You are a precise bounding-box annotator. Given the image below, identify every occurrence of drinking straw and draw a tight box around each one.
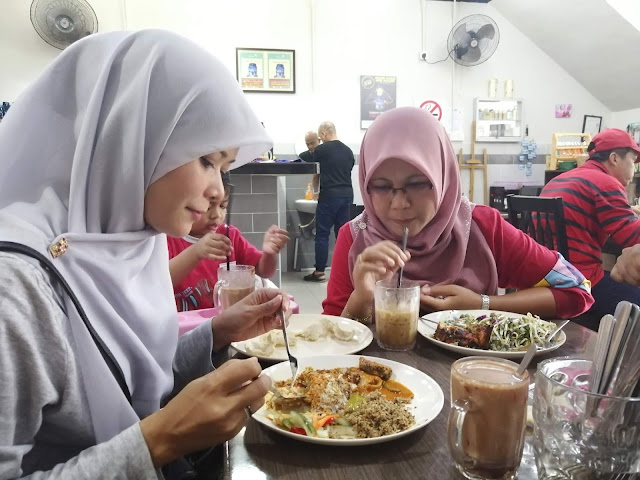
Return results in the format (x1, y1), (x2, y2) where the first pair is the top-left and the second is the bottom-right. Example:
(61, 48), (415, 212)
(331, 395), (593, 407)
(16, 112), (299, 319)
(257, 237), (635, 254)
(397, 227), (409, 288)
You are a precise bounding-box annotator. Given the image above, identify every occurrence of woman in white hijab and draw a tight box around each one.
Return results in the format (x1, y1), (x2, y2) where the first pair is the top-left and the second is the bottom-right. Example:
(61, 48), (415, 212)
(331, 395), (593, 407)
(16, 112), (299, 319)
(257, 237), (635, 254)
(0, 30), (284, 478)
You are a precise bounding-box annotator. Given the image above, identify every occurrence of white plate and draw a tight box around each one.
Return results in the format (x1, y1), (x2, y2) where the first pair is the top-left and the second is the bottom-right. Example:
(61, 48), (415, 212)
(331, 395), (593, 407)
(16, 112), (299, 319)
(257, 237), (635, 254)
(231, 314), (373, 362)
(418, 309), (567, 359)
(252, 355), (444, 445)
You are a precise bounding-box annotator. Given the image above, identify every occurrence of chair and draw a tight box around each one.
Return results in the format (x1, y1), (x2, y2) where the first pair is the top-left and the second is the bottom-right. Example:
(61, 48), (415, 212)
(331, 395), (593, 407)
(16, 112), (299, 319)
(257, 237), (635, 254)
(506, 195), (570, 261)
(519, 185), (543, 196)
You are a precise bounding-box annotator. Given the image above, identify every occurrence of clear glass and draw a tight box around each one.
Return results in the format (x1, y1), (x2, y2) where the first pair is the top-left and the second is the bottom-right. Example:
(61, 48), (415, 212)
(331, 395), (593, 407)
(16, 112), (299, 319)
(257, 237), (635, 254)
(213, 265), (255, 310)
(373, 277), (419, 351)
(533, 357), (640, 478)
(448, 357), (529, 480)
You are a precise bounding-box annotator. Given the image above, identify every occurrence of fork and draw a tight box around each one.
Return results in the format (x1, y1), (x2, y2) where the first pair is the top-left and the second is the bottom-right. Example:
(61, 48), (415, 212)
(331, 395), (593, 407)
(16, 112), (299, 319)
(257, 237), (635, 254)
(279, 307), (298, 387)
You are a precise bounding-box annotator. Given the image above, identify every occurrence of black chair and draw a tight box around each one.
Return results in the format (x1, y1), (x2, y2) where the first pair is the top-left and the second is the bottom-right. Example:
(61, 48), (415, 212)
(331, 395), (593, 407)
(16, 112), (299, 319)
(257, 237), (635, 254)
(519, 185), (543, 196)
(506, 195), (570, 261)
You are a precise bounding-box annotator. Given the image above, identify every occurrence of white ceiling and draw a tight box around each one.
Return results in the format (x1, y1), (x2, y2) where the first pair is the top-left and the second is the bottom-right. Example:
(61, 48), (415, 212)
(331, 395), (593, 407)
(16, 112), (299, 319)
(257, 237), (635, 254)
(492, 0), (640, 112)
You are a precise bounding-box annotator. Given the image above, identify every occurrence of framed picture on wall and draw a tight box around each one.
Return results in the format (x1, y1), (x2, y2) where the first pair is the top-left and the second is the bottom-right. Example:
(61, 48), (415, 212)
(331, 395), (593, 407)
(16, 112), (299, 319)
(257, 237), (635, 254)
(628, 122), (640, 146)
(236, 48), (295, 93)
(582, 115), (602, 137)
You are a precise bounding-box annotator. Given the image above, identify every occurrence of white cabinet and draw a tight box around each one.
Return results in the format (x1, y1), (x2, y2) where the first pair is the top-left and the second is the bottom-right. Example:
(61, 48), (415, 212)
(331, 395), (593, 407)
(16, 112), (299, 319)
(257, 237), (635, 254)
(474, 98), (523, 143)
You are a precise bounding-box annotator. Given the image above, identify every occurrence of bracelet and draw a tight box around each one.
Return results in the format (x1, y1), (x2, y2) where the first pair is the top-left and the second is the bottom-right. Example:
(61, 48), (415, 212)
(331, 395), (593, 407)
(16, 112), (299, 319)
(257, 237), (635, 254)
(344, 307), (372, 324)
(480, 294), (490, 310)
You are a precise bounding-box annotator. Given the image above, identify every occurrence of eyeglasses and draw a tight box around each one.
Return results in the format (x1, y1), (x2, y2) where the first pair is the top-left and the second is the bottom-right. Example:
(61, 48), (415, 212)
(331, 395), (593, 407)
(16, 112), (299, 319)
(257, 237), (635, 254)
(367, 181), (433, 199)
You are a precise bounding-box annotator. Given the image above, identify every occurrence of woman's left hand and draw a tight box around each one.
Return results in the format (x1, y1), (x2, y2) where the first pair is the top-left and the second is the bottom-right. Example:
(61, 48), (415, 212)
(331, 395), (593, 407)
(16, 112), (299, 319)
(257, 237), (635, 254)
(420, 284), (482, 312)
(211, 288), (290, 350)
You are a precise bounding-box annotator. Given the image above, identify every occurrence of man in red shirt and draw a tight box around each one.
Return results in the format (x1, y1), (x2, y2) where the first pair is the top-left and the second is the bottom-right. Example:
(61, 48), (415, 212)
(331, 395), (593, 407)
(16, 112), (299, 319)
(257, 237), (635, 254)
(540, 128), (640, 325)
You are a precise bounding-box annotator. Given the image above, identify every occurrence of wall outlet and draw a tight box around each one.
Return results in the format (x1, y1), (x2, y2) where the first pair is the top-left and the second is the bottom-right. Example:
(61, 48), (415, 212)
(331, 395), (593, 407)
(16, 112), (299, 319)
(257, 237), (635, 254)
(419, 52), (428, 61)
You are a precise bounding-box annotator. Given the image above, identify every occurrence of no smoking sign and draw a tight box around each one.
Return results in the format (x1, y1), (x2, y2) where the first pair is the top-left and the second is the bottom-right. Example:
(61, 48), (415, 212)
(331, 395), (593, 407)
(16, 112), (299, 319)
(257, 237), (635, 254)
(419, 100), (442, 121)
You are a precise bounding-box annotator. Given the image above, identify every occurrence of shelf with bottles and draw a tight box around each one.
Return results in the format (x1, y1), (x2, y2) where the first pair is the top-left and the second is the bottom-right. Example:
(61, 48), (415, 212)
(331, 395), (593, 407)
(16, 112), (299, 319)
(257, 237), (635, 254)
(546, 132), (592, 170)
(474, 98), (523, 142)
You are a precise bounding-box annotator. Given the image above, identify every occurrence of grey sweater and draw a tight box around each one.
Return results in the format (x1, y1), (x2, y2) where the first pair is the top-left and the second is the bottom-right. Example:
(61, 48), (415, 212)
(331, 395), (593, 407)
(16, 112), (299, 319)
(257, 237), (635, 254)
(0, 252), (217, 479)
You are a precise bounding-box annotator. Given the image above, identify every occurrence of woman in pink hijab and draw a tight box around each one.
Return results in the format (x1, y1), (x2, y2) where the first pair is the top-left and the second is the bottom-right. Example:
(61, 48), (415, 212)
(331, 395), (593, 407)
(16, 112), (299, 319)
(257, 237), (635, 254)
(323, 107), (592, 322)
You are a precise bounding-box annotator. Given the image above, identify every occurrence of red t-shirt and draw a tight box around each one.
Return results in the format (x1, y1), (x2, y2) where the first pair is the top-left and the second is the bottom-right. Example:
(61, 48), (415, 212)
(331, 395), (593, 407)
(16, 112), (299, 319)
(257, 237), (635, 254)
(323, 205), (592, 319)
(540, 160), (640, 286)
(167, 225), (263, 312)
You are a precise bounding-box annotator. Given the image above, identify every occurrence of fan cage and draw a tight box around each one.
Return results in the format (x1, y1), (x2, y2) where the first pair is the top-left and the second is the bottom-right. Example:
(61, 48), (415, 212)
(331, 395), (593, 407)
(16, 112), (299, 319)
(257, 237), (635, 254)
(447, 14), (500, 66)
(30, 0), (98, 50)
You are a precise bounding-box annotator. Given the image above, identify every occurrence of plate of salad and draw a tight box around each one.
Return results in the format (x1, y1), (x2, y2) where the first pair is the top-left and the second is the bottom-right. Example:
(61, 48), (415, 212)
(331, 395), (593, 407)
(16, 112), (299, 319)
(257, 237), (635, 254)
(418, 310), (567, 359)
(252, 355), (444, 445)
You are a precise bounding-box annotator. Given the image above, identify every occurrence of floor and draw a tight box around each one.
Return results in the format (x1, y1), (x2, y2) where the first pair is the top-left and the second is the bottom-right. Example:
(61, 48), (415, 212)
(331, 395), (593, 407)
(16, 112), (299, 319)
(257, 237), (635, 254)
(282, 270), (329, 314)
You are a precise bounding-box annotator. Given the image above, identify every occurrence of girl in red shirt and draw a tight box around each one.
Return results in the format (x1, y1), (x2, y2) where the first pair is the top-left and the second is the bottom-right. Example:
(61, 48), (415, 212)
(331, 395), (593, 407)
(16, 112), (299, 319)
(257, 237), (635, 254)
(323, 107), (592, 322)
(169, 177), (289, 311)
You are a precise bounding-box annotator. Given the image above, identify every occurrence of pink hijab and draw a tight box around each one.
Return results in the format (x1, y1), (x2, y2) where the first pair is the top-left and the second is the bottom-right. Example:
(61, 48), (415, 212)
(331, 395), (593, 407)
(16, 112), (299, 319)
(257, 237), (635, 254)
(348, 107), (498, 294)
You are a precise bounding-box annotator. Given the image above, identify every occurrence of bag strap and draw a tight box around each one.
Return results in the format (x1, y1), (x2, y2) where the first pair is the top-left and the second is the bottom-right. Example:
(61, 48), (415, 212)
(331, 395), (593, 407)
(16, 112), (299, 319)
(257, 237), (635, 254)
(0, 241), (133, 405)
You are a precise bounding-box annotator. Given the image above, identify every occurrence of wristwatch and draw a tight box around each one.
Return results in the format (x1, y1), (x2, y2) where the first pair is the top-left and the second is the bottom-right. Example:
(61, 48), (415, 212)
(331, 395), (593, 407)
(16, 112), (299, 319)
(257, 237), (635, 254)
(481, 294), (490, 310)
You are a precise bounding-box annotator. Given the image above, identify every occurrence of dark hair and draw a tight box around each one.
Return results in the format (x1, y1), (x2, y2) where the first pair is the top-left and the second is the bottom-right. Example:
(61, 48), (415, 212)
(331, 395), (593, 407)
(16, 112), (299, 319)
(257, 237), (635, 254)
(221, 171), (233, 199)
(589, 147), (633, 162)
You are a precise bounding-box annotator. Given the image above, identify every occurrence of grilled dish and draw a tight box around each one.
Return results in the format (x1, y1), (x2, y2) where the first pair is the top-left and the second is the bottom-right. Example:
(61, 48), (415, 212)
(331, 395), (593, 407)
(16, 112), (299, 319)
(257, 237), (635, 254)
(432, 312), (557, 352)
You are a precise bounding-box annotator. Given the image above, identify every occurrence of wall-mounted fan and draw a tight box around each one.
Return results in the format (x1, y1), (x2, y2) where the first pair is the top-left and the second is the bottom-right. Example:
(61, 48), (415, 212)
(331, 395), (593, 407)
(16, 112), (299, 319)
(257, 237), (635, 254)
(447, 14), (499, 66)
(30, 0), (98, 50)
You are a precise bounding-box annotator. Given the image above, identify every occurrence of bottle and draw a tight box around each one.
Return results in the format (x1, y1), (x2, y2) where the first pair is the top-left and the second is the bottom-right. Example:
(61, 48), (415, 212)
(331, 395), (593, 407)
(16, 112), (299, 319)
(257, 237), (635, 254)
(305, 183), (313, 200)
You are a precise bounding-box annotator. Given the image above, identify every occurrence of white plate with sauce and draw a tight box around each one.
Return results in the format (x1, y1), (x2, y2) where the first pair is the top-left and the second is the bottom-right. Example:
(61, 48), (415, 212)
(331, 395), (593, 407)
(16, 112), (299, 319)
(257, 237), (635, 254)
(418, 309), (566, 359)
(231, 314), (374, 362)
(252, 355), (444, 445)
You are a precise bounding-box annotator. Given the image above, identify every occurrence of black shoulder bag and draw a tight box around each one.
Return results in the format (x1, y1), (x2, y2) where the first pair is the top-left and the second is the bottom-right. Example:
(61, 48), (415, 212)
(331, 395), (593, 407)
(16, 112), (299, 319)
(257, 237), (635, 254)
(0, 241), (132, 403)
(0, 241), (222, 480)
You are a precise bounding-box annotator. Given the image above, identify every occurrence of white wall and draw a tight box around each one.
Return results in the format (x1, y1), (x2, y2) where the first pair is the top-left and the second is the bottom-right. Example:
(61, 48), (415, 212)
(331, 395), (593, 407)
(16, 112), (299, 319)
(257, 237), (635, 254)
(0, 0), (124, 100)
(0, 0), (618, 202)
(610, 108), (640, 130)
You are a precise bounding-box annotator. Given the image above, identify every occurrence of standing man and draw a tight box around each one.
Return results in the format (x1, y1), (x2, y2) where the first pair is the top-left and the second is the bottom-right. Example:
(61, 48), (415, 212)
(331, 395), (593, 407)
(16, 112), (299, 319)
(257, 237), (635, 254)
(540, 128), (640, 326)
(301, 122), (354, 282)
(299, 131), (321, 199)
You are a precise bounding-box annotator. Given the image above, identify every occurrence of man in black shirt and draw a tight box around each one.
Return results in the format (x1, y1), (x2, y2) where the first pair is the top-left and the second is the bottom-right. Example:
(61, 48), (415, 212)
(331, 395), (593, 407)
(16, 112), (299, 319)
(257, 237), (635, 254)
(301, 121), (354, 282)
(298, 131), (320, 164)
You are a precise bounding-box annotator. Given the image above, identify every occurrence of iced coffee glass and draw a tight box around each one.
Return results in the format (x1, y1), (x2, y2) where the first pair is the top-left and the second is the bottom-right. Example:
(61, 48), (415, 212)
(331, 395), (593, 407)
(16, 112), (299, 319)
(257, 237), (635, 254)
(213, 265), (255, 310)
(374, 278), (419, 351)
(448, 356), (529, 480)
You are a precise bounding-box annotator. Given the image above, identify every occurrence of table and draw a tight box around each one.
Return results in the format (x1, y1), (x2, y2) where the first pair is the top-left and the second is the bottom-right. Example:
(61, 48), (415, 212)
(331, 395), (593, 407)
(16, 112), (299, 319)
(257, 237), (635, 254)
(224, 322), (597, 480)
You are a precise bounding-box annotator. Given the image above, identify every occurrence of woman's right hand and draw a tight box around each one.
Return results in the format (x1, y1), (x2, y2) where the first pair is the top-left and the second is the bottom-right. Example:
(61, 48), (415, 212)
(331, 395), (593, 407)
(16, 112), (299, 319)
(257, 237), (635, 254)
(192, 232), (232, 261)
(352, 240), (410, 298)
(139, 357), (270, 467)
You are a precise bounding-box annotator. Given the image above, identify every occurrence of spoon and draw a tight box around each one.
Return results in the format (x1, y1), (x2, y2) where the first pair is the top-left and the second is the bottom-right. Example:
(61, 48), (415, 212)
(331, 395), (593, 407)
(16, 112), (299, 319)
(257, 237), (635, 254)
(516, 320), (570, 376)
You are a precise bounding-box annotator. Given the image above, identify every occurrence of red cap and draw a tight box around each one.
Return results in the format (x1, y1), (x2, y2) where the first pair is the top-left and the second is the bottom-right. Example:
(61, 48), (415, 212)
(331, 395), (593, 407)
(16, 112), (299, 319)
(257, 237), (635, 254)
(588, 128), (640, 161)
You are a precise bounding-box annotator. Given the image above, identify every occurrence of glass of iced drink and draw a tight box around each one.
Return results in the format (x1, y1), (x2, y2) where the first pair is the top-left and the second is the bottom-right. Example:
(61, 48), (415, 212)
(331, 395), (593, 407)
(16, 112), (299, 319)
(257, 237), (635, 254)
(373, 278), (420, 351)
(213, 265), (255, 310)
(448, 356), (529, 480)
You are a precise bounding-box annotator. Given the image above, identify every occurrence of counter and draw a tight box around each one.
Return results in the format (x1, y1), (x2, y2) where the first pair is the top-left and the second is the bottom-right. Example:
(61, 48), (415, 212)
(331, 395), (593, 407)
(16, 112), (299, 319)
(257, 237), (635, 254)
(232, 162), (318, 175)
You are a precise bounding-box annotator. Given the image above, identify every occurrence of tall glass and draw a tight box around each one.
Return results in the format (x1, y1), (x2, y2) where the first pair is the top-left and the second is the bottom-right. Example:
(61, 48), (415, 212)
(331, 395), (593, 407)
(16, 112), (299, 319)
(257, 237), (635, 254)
(533, 357), (640, 478)
(213, 265), (255, 310)
(448, 357), (529, 480)
(373, 278), (419, 351)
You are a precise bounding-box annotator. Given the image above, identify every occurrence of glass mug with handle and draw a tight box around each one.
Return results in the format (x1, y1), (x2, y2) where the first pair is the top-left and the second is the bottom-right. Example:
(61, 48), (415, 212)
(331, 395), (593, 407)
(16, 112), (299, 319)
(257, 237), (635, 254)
(213, 265), (255, 310)
(448, 356), (530, 480)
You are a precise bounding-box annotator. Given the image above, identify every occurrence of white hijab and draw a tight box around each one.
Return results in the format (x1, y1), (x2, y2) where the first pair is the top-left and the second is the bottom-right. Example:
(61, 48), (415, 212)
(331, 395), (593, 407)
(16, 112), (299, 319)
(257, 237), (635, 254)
(0, 29), (271, 442)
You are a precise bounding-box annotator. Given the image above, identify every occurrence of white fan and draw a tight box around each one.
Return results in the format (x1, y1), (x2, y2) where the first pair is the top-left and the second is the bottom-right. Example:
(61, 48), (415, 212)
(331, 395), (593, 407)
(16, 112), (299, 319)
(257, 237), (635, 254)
(30, 0), (98, 50)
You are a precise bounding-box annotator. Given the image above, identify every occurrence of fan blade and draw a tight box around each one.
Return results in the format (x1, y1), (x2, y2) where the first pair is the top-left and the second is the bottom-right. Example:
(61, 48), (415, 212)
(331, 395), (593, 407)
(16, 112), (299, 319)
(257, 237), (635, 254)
(476, 23), (495, 41)
(455, 44), (469, 59)
(462, 46), (482, 64)
(452, 22), (469, 44)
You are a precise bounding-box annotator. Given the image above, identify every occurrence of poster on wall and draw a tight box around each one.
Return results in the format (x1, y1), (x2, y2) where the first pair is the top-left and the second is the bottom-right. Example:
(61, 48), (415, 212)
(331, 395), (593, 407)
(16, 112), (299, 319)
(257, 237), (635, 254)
(555, 104), (572, 118)
(628, 122), (640, 146)
(236, 48), (295, 93)
(360, 75), (396, 129)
